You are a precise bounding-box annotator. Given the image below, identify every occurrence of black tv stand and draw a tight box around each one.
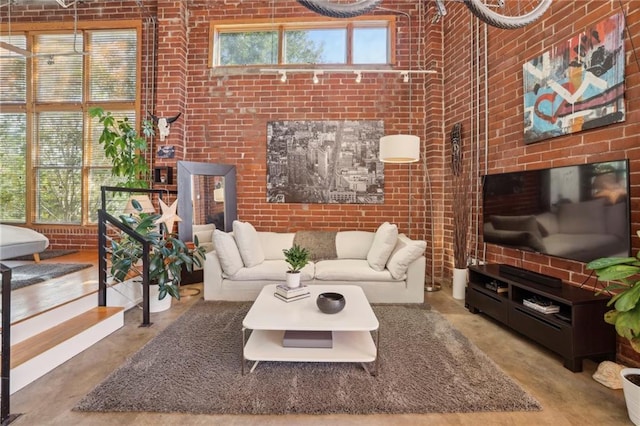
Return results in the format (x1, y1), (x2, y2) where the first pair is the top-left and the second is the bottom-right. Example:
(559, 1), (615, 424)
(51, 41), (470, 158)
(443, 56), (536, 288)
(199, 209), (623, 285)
(466, 264), (615, 372)
(498, 264), (562, 288)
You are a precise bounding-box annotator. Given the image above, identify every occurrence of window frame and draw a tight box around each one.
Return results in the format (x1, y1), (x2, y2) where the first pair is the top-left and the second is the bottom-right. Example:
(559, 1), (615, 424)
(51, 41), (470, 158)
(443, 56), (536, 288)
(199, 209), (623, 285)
(0, 20), (142, 227)
(209, 16), (396, 68)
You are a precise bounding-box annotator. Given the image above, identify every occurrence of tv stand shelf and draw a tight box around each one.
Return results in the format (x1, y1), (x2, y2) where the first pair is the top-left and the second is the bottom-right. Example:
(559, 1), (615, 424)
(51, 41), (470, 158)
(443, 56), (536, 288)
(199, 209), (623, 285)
(466, 264), (615, 372)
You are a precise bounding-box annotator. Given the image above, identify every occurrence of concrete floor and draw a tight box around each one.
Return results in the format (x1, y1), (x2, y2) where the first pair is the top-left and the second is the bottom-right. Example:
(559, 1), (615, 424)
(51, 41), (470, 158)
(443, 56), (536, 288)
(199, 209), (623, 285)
(8, 284), (630, 425)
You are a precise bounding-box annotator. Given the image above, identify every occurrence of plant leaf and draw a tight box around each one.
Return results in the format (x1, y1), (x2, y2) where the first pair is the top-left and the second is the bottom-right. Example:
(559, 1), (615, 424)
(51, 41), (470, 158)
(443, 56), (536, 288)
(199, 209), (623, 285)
(614, 284), (640, 312)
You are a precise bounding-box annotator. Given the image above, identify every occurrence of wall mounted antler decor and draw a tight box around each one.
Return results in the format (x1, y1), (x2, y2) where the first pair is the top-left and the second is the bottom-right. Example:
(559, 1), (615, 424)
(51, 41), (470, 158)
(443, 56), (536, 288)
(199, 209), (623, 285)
(149, 112), (181, 142)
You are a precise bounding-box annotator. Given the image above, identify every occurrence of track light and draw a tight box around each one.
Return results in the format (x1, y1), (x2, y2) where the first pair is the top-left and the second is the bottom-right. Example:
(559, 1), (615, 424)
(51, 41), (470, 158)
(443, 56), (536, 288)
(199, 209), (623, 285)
(260, 68), (436, 84)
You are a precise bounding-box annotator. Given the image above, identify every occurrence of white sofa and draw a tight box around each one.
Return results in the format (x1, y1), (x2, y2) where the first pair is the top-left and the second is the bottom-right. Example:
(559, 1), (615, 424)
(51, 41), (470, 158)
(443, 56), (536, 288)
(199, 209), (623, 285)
(0, 224), (49, 262)
(203, 221), (426, 303)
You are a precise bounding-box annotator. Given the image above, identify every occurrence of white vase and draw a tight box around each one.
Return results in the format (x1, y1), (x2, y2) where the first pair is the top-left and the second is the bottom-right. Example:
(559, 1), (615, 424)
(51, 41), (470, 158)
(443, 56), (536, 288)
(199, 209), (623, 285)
(622, 368), (640, 425)
(452, 267), (467, 300)
(286, 271), (301, 288)
(149, 285), (172, 313)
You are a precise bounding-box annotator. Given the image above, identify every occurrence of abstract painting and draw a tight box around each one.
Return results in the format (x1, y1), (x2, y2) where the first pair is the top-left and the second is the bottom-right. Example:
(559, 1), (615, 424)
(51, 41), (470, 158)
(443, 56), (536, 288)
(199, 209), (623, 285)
(266, 120), (384, 204)
(523, 13), (625, 144)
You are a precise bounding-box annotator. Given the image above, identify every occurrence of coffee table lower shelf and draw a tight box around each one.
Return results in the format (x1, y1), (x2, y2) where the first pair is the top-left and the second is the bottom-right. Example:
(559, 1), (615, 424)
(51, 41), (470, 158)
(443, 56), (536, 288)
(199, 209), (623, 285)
(242, 329), (378, 375)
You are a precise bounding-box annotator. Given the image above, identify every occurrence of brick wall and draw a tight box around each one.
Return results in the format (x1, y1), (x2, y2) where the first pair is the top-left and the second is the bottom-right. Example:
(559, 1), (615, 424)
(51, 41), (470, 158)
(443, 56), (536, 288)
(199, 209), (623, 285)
(442, 1), (640, 365)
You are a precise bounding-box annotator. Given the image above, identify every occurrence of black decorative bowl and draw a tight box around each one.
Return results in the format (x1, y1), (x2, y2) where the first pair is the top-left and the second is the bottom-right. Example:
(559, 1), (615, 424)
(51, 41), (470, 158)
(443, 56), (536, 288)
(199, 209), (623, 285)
(316, 292), (346, 314)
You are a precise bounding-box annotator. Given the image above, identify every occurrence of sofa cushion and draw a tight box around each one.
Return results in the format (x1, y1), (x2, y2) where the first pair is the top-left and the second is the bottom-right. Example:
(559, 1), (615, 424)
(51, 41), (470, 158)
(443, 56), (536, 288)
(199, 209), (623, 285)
(213, 230), (244, 276)
(557, 199), (606, 234)
(258, 232), (295, 260)
(386, 236), (427, 279)
(605, 201), (628, 240)
(293, 230), (337, 261)
(336, 231), (374, 259)
(367, 222), (398, 271)
(230, 260), (314, 281)
(535, 212), (559, 236)
(192, 224), (215, 252)
(490, 215), (543, 240)
(484, 225), (546, 253)
(315, 259), (396, 281)
(233, 221), (265, 267)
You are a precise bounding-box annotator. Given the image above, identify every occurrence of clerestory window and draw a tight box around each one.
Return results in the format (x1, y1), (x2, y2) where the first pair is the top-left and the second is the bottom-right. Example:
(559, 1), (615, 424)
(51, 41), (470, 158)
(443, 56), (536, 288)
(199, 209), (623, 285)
(0, 23), (140, 225)
(210, 18), (394, 67)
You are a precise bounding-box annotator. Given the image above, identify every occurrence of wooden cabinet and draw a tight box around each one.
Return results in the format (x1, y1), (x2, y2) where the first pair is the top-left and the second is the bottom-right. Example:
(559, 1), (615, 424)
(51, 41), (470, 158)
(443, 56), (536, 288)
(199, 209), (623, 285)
(466, 264), (616, 372)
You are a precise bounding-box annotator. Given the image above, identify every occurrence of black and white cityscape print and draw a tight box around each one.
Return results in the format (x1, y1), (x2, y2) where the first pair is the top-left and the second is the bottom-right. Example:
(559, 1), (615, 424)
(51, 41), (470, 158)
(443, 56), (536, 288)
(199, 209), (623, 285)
(267, 120), (385, 204)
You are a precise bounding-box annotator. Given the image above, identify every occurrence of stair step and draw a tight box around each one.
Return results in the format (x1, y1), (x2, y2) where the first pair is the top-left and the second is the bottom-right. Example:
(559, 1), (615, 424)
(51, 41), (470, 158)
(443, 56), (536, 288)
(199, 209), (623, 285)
(6, 306), (124, 369)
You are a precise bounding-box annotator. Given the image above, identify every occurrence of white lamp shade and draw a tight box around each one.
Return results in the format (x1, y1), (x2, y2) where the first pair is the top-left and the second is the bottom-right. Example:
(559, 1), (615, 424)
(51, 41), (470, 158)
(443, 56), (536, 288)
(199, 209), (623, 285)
(123, 195), (156, 214)
(379, 135), (420, 163)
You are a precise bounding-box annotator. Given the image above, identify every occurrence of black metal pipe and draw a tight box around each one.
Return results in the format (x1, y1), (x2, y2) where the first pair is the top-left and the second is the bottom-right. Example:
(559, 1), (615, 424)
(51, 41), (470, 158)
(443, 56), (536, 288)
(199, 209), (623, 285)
(1, 263), (20, 424)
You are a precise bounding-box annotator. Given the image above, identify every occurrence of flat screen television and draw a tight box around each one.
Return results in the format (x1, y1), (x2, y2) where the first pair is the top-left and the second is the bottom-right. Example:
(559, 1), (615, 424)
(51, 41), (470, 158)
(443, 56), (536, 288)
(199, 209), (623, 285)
(482, 160), (631, 263)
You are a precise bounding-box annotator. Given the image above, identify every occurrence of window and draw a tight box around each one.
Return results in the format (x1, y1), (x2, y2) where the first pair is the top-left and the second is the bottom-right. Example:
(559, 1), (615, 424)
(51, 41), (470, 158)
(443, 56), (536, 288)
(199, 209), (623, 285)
(211, 18), (394, 67)
(0, 24), (139, 225)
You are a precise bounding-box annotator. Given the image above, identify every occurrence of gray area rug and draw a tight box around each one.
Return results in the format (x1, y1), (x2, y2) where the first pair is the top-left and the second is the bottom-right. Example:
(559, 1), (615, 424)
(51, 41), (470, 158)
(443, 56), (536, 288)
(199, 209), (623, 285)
(75, 301), (541, 415)
(9, 249), (78, 261)
(6, 263), (92, 291)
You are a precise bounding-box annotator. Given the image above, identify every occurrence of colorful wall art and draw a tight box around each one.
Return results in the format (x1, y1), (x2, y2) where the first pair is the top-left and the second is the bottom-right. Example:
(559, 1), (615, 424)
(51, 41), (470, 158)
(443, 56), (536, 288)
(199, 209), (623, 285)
(523, 13), (625, 144)
(266, 120), (384, 204)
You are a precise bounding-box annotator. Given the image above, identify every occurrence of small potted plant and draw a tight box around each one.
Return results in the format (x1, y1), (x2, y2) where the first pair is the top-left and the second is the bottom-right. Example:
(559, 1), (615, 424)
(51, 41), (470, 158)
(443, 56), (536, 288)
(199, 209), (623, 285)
(587, 238), (640, 425)
(110, 199), (207, 312)
(282, 244), (310, 288)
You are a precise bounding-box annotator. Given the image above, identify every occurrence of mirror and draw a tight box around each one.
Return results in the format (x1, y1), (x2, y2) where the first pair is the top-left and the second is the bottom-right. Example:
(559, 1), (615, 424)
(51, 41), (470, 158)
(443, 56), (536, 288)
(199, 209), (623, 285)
(177, 161), (237, 242)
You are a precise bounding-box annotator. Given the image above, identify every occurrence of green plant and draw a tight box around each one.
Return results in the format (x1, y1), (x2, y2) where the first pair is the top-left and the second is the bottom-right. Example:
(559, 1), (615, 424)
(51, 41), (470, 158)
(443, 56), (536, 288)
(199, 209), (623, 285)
(89, 107), (154, 189)
(587, 235), (640, 352)
(110, 199), (207, 300)
(283, 244), (310, 273)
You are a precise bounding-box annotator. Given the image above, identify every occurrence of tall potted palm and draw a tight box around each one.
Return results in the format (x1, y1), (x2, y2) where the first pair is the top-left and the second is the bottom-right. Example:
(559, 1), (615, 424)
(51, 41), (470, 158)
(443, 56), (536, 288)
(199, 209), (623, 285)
(89, 107), (154, 189)
(588, 239), (640, 425)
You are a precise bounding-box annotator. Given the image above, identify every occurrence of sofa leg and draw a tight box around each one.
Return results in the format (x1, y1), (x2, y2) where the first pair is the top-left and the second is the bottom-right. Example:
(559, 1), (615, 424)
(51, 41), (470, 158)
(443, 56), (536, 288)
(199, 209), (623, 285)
(33, 253), (41, 263)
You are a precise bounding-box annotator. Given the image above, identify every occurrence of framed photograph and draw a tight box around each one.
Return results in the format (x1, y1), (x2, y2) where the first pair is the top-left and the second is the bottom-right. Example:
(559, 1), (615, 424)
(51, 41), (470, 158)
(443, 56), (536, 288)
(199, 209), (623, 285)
(157, 145), (175, 159)
(267, 120), (384, 204)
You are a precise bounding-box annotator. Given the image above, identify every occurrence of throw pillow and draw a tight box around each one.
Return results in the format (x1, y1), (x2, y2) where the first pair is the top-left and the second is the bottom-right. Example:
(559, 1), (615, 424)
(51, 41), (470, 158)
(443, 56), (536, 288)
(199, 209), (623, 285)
(293, 231), (338, 261)
(366, 222), (399, 271)
(192, 223), (215, 245)
(386, 237), (426, 279)
(232, 220), (265, 267)
(212, 230), (244, 276)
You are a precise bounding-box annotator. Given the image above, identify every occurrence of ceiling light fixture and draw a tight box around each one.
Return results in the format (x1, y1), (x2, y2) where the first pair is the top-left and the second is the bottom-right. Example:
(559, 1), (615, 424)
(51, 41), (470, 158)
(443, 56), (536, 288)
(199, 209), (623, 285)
(260, 68), (435, 83)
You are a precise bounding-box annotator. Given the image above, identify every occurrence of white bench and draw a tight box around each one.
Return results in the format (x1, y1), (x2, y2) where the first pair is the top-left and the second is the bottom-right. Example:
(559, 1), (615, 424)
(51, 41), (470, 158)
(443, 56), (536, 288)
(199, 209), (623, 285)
(0, 225), (49, 263)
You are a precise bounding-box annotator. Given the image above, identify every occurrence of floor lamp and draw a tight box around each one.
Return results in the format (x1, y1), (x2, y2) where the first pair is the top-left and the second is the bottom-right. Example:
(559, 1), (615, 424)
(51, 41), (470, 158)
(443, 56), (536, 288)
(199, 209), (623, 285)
(379, 134), (439, 292)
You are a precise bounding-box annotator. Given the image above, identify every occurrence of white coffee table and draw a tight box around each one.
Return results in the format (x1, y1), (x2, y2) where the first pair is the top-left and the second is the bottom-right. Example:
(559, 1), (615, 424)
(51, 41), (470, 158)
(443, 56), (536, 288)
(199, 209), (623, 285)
(242, 284), (379, 375)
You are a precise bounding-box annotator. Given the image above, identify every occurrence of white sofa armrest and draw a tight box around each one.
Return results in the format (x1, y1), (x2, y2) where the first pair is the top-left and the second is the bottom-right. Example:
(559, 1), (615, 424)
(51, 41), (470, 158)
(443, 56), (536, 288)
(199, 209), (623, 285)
(203, 250), (224, 300)
(397, 234), (426, 303)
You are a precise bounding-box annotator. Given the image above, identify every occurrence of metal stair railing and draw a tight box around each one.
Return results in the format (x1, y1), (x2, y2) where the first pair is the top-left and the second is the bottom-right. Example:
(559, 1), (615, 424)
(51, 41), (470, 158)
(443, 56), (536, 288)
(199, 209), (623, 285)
(98, 186), (170, 327)
(97, 209), (153, 327)
(1, 262), (21, 424)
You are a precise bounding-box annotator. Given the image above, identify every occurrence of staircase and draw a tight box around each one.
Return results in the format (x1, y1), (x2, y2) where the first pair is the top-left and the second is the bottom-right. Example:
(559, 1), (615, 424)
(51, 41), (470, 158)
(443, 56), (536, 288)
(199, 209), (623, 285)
(2, 280), (141, 394)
